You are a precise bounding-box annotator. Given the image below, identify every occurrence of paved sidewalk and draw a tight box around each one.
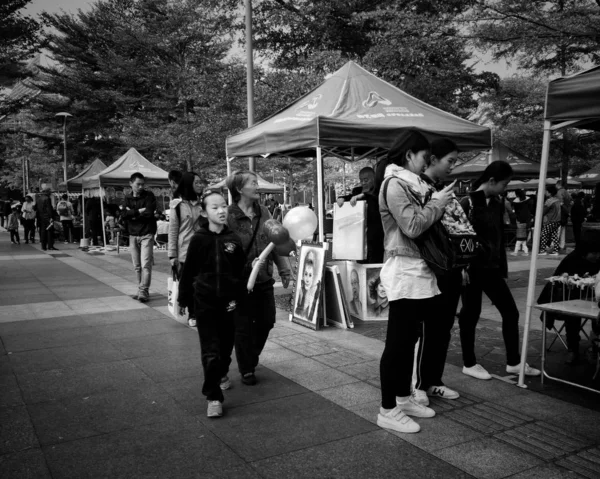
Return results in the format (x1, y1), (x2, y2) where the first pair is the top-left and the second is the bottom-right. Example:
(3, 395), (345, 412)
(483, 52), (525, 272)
(2, 233), (600, 478)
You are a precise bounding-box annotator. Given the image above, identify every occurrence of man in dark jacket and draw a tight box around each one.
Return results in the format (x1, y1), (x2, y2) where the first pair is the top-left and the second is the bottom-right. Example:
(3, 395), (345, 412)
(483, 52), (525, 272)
(121, 172), (157, 302)
(36, 184), (57, 251)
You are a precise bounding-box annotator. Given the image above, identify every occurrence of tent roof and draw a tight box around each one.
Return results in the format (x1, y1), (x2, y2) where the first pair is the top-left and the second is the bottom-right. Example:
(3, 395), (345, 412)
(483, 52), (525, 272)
(574, 162), (600, 186)
(209, 174), (283, 193)
(449, 140), (559, 180)
(83, 148), (169, 188)
(545, 65), (600, 130)
(226, 61), (491, 160)
(506, 177), (581, 191)
(67, 159), (108, 187)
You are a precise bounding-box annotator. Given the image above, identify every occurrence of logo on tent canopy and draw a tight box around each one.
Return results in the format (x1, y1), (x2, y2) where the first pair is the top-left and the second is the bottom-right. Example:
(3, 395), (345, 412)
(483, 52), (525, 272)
(124, 160), (153, 173)
(295, 94), (322, 111)
(363, 92), (392, 108)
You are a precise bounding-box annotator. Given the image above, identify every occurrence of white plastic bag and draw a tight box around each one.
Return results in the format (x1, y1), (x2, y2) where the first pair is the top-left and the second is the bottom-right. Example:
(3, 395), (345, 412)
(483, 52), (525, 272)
(168, 269), (188, 324)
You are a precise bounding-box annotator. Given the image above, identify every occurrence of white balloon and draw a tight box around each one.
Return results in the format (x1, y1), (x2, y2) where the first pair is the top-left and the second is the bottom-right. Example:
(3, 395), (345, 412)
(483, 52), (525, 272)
(282, 207), (318, 241)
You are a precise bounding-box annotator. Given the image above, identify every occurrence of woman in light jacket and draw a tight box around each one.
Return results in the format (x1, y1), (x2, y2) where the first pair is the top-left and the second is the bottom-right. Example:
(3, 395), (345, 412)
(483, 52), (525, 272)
(377, 129), (454, 435)
(168, 172), (204, 327)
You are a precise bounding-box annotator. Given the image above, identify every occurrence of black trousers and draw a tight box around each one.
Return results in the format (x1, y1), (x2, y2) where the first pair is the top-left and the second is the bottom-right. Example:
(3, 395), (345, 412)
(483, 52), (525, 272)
(415, 270), (463, 391)
(572, 222), (583, 248)
(10, 230), (20, 243)
(39, 221), (55, 250)
(196, 300), (235, 402)
(61, 220), (74, 242)
(90, 220), (102, 245)
(459, 268), (520, 368)
(380, 297), (436, 409)
(235, 281), (276, 376)
(23, 219), (35, 242)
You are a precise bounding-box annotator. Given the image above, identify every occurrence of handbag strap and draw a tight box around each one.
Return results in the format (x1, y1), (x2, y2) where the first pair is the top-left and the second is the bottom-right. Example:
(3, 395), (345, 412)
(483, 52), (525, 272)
(244, 204), (262, 256)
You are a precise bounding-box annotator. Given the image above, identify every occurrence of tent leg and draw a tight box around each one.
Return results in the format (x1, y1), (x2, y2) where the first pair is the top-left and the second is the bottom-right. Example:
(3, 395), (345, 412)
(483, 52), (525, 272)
(226, 158), (233, 204)
(99, 186), (108, 248)
(81, 188), (86, 243)
(518, 120), (552, 388)
(316, 147), (325, 242)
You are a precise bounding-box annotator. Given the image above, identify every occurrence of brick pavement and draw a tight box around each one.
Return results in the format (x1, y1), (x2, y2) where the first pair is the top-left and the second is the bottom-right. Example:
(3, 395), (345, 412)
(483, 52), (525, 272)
(1, 230), (600, 478)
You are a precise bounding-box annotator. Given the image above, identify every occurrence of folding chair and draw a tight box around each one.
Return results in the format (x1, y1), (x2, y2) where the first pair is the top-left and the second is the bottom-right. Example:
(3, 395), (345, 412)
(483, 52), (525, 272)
(547, 317), (591, 351)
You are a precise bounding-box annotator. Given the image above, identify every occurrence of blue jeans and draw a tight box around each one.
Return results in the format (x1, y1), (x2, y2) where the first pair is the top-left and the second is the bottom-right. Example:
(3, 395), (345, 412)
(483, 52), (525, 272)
(130, 234), (154, 294)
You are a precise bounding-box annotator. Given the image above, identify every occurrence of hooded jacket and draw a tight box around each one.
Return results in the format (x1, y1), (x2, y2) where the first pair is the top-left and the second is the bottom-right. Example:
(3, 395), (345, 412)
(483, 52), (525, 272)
(178, 225), (246, 312)
(168, 198), (203, 263)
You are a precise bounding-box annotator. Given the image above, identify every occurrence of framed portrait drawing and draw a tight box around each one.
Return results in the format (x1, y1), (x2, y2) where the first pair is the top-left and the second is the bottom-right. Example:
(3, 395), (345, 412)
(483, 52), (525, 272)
(291, 242), (326, 330)
(340, 262), (386, 321)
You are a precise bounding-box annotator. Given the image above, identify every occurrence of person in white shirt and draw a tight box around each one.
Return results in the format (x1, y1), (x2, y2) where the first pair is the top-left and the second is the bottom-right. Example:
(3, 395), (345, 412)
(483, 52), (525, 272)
(56, 194), (75, 243)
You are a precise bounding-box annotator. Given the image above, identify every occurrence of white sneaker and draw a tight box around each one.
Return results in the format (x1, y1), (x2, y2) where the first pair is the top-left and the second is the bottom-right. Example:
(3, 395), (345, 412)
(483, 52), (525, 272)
(427, 385), (460, 400)
(207, 400), (223, 418)
(510, 252), (519, 256)
(411, 389), (429, 406)
(397, 396), (436, 418)
(220, 376), (231, 390)
(506, 363), (541, 376)
(377, 407), (420, 434)
(462, 364), (492, 380)
(188, 318), (197, 327)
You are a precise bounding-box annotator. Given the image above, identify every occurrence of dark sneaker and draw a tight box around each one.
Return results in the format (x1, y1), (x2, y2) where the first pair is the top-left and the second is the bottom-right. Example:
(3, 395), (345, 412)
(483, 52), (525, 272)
(566, 351), (580, 366)
(241, 373), (257, 386)
(138, 292), (149, 303)
(220, 376), (231, 390)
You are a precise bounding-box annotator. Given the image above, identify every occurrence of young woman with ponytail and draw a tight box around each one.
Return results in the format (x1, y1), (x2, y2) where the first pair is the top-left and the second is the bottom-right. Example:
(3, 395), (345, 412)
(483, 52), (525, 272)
(458, 161), (541, 380)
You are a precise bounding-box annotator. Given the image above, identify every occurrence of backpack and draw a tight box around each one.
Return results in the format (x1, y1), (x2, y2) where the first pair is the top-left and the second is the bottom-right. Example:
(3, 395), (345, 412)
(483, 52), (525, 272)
(382, 177), (478, 275)
(57, 201), (69, 216)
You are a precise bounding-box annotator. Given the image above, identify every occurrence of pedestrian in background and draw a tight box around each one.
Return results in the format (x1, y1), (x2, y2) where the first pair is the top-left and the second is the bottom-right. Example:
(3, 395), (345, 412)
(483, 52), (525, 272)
(511, 189), (531, 256)
(122, 172), (157, 303)
(226, 170), (291, 387)
(539, 185), (561, 256)
(168, 172), (204, 327)
(36, 184), (57, 251)
(459, 161), (540, 381)
(556, 179), (571, 250)
(570, 192), (586, 248)
(57, 194), (75, 243)
(21, 195), (36, 244)
(178, 191), (247, 418)
(7, 203), (21, 244)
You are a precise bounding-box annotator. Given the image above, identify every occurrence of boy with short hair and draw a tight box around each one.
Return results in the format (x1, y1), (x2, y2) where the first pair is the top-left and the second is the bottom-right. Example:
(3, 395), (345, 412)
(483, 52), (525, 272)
(7, 203), (21, 244)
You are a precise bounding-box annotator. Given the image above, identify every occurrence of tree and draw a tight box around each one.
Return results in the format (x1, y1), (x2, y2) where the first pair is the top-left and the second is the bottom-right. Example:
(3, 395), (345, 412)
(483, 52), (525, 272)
(34, 0), (240, 172)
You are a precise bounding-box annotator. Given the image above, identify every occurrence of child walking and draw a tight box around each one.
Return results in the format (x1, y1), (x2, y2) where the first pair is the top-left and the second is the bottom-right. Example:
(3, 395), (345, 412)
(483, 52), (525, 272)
(178, 191), (247, 418)
(7, 203), (21, 244)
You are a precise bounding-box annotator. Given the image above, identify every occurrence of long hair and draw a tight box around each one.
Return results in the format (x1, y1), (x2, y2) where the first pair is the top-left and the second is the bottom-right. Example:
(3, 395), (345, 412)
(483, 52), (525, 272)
(174, 172), (201, 202)
(375, 129), (430, 191)
(472, 161), (513, 190)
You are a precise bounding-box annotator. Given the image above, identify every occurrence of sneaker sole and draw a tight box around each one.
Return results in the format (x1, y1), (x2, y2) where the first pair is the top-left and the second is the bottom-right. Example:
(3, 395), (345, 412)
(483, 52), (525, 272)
(462, 370), (492, 381)
(377, 415), (420, 434)
(220, 383), (231, 391)
(207, 412), (223, 418)
(399, 407), (436, 418)
(429, 392), (460, 400)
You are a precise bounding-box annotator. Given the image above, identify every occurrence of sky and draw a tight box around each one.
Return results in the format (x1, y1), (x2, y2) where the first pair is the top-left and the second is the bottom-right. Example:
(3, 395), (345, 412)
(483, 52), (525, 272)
(25, 0), (515, 77)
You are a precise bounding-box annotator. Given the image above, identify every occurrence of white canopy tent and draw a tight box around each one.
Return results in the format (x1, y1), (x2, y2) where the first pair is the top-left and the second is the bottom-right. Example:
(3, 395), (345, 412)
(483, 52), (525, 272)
(519, 65), (600, 387)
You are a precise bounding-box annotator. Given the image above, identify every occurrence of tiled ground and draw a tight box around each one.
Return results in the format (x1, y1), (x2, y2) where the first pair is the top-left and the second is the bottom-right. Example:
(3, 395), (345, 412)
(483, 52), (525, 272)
(1, 230), (600, 478)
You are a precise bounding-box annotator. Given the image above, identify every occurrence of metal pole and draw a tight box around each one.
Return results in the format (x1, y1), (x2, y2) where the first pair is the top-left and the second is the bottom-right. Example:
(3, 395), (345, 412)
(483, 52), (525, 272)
(63, 116), (68, 189)
(226, 158), (233, 204)
(245, 0), (255, 172)
(99, 185), (108, 247)
(517, 120), (552, 388)
(316, 147), (325, 242)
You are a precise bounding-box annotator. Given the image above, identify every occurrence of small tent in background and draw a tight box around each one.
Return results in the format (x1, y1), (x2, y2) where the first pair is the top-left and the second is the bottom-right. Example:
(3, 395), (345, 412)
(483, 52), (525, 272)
(66, 159), (108, 188)
(574, 162), (600, 187)
(506, 177), (581, 191)
(209, 174), (283, 194)
(449, 140), (560, 180)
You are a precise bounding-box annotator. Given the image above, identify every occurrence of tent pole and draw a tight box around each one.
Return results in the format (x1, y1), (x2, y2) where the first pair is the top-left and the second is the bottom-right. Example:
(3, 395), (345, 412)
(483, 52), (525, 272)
(99, 184), (108, 248)
(316, 147), (325, 242)
(226, 158), (233, 204)
(517, 120), (552, 388)
(82, 187), (86, 244)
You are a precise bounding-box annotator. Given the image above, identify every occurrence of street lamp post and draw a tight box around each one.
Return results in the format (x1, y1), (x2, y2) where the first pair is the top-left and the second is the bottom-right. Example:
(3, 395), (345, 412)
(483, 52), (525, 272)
(55, 112), (73, 190)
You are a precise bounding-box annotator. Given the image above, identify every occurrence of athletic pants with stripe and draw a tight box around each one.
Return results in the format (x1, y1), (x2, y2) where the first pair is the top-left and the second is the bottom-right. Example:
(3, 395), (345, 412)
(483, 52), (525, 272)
(414, 269), (463, 391)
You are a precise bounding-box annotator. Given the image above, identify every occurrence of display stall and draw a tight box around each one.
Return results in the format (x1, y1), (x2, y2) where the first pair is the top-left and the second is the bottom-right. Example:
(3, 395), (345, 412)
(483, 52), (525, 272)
(209, 173), (283, 197)
(226, 60), (492, 327)
(520, 65), (600, 387)
(449, 140), (560, 181)
(82, 147), (170, 247)
(575, 163), (600, 188)
(505, 177), (581, 191)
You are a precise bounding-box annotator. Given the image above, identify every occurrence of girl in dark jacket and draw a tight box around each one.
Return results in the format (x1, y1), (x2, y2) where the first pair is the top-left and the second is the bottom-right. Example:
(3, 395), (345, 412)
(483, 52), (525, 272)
(178, 191), (247, 418)
(459, 161), (541, 381)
